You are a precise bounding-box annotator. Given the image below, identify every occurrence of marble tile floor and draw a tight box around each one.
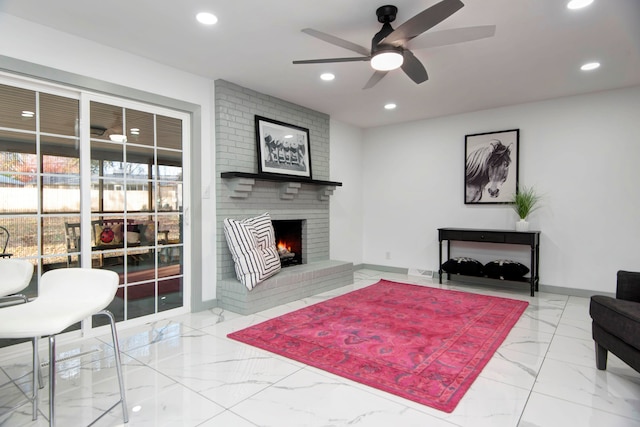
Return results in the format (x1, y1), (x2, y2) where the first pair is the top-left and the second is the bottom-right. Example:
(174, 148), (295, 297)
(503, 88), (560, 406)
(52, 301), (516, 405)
(0, 269), (639, 426)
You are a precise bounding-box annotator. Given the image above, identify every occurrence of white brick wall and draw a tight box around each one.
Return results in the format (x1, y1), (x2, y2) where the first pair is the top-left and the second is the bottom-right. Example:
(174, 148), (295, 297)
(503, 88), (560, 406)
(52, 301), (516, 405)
(215, 80), (332, 282)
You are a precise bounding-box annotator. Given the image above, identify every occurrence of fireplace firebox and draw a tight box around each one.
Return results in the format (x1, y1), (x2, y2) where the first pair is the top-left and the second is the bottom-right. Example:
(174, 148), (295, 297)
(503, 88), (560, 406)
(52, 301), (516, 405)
(272, 220), (304, 267)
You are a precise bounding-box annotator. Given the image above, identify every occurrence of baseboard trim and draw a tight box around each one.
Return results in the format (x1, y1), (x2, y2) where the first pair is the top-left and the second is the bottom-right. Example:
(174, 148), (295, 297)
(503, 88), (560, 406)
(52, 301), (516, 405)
(192, 298), (219, 311)
(357, 264), (613, 298)
(359, 264), (408, 275)
(537, 284), (614, 299)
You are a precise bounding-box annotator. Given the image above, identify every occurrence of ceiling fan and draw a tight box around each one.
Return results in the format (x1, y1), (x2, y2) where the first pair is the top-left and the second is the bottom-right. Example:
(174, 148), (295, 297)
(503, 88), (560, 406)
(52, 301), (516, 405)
(292, 0), (495, 89)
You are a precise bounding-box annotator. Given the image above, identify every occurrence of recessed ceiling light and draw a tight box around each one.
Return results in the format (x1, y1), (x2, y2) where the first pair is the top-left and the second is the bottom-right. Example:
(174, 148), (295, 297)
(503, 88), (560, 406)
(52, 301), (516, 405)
(130, 128), (140, 135)
(196, 12), (218, 25)
(567, 0), (593, 10)
(580, 61), (600, 71)
(320, 73), (335, 81)
(21, 110), (35, 118)
(384, 103), (397, 110)
(109, 134), (127, 143)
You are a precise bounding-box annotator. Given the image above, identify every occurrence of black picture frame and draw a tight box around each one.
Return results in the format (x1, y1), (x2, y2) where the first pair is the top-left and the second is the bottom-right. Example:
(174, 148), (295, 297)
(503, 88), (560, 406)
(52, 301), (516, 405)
(255, 116), (312, 178)
(464, 129), (519, 204)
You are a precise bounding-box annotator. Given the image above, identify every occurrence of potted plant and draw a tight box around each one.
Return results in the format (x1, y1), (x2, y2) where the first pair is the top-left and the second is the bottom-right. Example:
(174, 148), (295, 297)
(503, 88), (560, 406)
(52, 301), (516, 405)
(511, 186), (541, 231)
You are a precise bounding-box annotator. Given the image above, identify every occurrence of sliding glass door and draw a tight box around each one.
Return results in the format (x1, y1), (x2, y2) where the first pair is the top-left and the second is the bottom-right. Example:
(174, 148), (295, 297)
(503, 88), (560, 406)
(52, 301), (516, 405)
(88, 97), (188, 325)
(0, 80), (80, 301)
(0, 74), (190, 334)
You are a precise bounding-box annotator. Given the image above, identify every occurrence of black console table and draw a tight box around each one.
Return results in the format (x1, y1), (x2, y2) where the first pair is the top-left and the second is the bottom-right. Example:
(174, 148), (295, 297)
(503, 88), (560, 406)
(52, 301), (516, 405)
(438, 228), (540, 296)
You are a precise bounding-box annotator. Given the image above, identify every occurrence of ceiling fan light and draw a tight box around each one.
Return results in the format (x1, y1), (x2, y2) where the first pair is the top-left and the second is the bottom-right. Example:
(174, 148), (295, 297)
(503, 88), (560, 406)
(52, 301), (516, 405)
(371, 51), (404, 71)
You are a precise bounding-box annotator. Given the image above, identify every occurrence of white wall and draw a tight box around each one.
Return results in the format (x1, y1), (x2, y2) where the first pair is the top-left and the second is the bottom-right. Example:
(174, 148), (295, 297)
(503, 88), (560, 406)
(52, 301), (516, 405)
(0, 13), (218, 302)
(330, 119), (364, 265)
(361, 86), (640, 293)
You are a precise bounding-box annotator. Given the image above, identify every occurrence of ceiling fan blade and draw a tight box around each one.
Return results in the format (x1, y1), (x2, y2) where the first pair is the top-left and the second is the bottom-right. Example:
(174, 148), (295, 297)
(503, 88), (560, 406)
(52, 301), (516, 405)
(409, 25), (496, 50)
(362, 71), (388, 90)
(301, 28), (370, 57)
(384, 0), (464, 46)
(293, 56), (370, 65)
(401, 50), (429, 84)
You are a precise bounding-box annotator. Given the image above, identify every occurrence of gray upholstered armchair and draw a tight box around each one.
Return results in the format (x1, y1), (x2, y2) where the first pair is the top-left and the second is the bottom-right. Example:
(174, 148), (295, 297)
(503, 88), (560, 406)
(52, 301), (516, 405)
(589, 270), (640, 373)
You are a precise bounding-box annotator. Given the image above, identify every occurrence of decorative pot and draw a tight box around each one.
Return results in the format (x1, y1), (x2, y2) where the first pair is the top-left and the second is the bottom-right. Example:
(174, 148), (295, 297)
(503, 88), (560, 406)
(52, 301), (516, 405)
(515, 219), (529, 232)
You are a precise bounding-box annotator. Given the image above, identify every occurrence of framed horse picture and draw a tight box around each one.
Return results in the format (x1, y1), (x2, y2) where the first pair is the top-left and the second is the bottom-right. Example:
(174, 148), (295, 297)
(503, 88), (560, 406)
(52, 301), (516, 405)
(464, 129), (519, 204)
(255, 116), (312, 178)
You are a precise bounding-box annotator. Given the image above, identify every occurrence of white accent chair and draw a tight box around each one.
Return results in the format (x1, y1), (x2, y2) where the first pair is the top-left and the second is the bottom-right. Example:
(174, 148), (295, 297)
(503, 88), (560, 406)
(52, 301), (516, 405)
(0, 268), (128, 426)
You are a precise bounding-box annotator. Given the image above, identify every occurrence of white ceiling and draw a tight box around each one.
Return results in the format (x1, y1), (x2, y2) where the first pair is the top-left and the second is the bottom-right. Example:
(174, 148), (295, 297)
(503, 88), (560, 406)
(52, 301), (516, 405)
(1, 0), (639, 128)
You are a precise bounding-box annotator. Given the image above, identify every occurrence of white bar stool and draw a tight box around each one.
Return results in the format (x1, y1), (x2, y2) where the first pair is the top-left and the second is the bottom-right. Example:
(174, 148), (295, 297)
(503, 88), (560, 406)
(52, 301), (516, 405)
(0, 258), (33, 305)
(0, 258), (41, 417)
(0, 268), (128, 426)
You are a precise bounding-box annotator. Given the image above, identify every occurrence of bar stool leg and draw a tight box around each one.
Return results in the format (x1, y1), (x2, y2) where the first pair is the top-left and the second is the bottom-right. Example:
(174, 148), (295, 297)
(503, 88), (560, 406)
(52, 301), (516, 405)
(102, 309), (129, 423)
(31, 337), (44, 390)
(48, 335), (56, 427)
(31, 337), (38, 420)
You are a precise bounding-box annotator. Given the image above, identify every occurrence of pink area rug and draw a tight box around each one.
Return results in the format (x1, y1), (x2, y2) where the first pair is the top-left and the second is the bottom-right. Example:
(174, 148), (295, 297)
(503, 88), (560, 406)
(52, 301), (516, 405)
(227, 279), (528, 412)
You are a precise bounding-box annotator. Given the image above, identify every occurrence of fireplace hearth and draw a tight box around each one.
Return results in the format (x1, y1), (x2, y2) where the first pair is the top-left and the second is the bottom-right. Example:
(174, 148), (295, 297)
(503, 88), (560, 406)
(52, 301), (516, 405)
(272, 219), (303, 267)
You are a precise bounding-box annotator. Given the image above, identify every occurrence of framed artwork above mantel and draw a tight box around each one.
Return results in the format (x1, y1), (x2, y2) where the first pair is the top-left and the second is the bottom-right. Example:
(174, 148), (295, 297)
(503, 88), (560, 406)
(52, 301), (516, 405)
(255, 115), (312, 179)
(464, 129), (519, 204)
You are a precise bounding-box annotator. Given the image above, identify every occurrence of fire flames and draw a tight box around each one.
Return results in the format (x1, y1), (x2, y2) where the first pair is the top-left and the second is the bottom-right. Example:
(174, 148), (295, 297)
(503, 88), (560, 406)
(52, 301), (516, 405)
(277, 241), (292, 253)
(277, 241), (295, 260)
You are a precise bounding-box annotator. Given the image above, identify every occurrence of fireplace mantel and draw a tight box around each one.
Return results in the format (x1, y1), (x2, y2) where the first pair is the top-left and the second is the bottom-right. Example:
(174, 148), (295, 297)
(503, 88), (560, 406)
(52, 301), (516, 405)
(221, 172), (342, 200)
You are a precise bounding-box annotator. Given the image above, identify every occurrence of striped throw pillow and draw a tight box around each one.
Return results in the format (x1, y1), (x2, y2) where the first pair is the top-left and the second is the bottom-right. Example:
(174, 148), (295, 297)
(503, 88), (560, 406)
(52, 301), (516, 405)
(223, 213), (281, 290)
(242, 212), (276, 249)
